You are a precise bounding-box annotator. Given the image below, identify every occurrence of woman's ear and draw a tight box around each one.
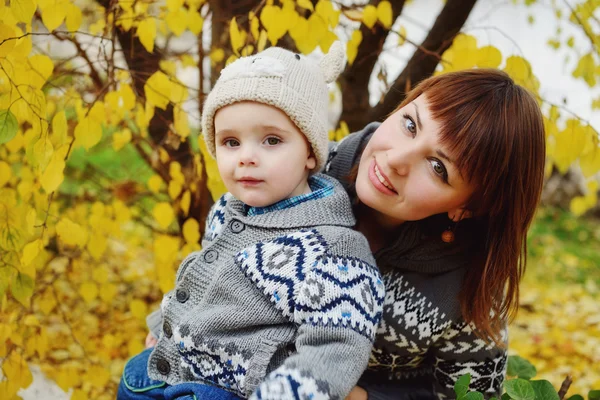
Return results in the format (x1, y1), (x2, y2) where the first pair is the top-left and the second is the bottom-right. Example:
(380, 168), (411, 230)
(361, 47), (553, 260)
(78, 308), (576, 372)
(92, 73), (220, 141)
(448, 208), (473, 222)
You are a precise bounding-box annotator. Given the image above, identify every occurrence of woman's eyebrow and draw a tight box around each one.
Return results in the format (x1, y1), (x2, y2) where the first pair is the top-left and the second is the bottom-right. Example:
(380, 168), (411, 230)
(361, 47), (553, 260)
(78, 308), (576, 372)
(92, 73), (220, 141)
(412, 102), (423, 130)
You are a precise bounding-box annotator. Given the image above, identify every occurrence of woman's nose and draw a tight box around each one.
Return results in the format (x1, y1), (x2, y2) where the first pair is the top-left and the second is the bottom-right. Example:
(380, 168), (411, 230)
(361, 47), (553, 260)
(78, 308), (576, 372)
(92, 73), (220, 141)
(387, 145), (412, 176)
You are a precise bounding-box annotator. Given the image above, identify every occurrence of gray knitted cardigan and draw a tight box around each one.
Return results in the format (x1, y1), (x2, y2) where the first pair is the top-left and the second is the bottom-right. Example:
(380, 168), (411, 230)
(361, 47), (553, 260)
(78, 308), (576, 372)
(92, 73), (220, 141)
(147, 174), (384, 399)
(325, 123), (507, 399)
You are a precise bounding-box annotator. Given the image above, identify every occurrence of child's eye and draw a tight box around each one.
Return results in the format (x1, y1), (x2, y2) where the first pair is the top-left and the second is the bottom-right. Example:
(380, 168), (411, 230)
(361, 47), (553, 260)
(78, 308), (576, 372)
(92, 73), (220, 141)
(264, 137), (281, 146)
(224, 139), (240, 147)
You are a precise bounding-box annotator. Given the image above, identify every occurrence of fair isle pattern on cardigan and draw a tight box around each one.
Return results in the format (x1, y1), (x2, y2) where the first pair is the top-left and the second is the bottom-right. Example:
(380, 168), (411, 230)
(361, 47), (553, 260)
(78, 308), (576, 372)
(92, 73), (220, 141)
(174, 326), (250, 393)
(236, 229), (385, 339)
(251, 364), (330, 400)
(204, 193), (230, 242)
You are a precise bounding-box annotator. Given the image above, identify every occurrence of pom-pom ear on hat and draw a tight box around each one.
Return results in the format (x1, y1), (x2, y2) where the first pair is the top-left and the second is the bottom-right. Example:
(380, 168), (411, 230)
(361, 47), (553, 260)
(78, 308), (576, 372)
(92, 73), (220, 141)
(320, 41), (346, 83)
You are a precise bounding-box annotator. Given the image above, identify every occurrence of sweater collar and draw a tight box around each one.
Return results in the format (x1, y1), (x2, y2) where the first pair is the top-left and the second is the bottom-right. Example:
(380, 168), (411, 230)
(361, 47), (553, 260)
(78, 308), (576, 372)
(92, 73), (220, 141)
(224, 173), (356, 230)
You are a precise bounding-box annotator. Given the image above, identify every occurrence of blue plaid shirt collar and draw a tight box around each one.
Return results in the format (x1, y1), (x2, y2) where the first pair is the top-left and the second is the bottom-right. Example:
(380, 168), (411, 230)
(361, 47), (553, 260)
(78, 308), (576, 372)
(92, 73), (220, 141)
(246, 175), (334, 216)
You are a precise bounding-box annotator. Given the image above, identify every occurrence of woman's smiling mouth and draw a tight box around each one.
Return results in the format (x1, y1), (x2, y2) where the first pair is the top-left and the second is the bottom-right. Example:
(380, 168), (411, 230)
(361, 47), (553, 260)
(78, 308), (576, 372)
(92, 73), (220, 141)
(369, 160), (397, 194)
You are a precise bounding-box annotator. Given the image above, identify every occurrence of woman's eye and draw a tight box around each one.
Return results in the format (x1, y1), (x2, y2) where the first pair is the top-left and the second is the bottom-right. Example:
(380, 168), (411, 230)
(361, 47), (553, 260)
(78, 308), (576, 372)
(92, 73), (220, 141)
(224, 139), (240, 147)
(265, 137), (281, 146)
(430, 159), (448, 182)
(403, 114), (416, 137)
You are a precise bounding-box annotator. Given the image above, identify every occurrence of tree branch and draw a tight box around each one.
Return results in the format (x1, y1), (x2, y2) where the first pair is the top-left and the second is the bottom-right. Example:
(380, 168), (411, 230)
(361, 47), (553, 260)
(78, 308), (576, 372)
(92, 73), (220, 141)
(339, 0), (407, 132)
(369, 0), (478, 124)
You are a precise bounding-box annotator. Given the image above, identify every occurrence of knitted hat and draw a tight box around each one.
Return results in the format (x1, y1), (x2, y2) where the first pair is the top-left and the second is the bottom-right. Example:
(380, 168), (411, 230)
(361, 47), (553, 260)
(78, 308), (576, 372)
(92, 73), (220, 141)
(201, 42), (345, 172)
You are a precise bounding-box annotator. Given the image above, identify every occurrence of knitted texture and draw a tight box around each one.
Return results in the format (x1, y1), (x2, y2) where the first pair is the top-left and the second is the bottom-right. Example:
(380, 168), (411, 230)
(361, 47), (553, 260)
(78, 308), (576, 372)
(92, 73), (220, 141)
(201, 42), (345, 172)
(147, 174), (384, 400)
(325, 125), (508, 399)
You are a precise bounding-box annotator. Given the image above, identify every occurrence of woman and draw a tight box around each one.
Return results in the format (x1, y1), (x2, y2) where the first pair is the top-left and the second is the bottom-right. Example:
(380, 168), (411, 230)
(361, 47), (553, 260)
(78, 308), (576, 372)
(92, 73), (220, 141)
(329, 69), (546, 399)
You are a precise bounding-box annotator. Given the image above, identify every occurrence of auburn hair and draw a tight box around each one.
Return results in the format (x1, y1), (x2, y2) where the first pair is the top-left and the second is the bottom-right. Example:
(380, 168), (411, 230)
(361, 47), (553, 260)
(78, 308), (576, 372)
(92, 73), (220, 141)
(391, 69), (546, 343)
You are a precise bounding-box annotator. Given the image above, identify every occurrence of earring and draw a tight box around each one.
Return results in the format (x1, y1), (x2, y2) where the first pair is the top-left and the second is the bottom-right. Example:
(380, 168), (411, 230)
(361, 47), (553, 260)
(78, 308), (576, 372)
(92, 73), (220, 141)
(441, 225), (455, 243)
(442, 215), (456, 243)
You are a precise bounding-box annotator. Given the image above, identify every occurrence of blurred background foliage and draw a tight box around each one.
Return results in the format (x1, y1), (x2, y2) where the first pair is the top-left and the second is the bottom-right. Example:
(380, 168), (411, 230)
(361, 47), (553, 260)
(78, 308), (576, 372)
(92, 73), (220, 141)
(0, 0), (599, 398)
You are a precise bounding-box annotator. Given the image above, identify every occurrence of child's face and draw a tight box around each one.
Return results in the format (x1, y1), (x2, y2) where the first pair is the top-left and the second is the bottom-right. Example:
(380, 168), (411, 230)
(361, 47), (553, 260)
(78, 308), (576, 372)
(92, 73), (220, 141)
(214, 102), (316, 208)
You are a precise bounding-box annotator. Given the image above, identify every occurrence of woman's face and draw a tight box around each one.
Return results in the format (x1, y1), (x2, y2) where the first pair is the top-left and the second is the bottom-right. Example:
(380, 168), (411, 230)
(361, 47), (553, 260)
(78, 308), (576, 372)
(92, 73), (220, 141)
(355, 94), (475, 227)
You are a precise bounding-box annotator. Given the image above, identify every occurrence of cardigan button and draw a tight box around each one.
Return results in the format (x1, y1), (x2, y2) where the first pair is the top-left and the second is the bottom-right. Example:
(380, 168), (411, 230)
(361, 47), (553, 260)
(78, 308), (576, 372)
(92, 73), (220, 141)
(163, 321), (172, 338)
(176, 288), (190, 303)
(229, 220), (245, 233)
(204, 249), (218, 263)
(156, 358), (170, 375)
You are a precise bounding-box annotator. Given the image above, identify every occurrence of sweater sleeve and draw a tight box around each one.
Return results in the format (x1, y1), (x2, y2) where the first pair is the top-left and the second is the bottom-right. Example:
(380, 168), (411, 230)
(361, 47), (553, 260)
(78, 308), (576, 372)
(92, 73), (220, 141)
(432, 319), (508, 399)
(237, 229), (385, 400)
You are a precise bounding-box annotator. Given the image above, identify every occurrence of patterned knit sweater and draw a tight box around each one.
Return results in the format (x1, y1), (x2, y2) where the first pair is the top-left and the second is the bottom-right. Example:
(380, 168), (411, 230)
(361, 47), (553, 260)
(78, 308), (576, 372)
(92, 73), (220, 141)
(146, 174), (384, 399)
(325, 123), (507, 399)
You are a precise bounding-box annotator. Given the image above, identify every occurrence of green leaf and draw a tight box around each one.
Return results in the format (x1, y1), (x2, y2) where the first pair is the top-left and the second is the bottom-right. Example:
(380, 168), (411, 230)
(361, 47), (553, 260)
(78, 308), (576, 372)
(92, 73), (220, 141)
(589, 390), (600, 400)
(566, 395), (584, 400)
(455, 373), (471, 398)
(531, 380), (559, 400)
(464, 392), (484, 400)
(501, 393), (512, 400)
(507, 355), (537, 379)
(505, 379), (536, 400)
(0, 109), (18, 145)
(11, 272), (34, 307)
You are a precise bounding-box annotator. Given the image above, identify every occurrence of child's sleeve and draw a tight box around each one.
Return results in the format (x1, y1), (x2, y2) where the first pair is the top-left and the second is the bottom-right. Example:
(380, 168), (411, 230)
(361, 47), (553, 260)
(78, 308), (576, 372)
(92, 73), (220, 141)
(238, 230), (385, 400)
(432, 320), (508, 399)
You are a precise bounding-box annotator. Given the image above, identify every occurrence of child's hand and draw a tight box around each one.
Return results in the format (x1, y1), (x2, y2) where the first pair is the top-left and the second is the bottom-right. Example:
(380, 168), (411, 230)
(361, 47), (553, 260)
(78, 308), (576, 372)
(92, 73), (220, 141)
(145, 332), (158, 348)
(345, 386), (367, 400)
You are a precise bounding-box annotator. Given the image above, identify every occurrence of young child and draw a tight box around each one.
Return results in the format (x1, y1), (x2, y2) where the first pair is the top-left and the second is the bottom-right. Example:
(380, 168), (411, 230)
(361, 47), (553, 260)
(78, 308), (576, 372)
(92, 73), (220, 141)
(118, 42), (384, 400)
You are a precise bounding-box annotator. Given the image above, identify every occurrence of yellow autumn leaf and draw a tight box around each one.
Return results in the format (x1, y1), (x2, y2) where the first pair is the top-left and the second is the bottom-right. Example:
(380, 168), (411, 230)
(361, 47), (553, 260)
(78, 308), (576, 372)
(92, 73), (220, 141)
(32, 136), (54, 170)
(477, 45), (502, 68)
(183, 218), (200, 244)
(112, 128), (132, 151)
(315, 0), (339, 28)
(153, 202), (175, 229)
(79, 281), (99, 303)
(130, 299), (147, 319)
(1, 351), (33, 389)
(347, 30), (363, 65)
(297, 0), (313, 11)
(74, 116), (102, 150)
(0, 24), (16, 58)
(56, 217), (88, 247)
(174, 106), (190, 138)
(148, 175), (163, 193)
(119, 83), (136, 111)
(41, 4), (67, 32)
(20, 239), (41, 267)
(180, 190), (191, 216)
(0, 161), (11, 187)
(167, 0), (184, 11)
(166, 8), (188, 36)
(229, 17), (247, 55)
(168, 180), (182, 199)
(188, 10), (204, 35)
(137, 17), (157, 53)
(320, 30), (338, 53)
(377, 0), (393, 29)
(572, 53), (596, 87)
(87, 231), (108, 260)
(40, 145), (68, 193)
(99, 282), (118, 303)
(51, 111), (67, 147)
(362, 4), (377, 29)
(260, 5), (287, 46)
(144, 71), (172, 110)
(10, 0), (37, 24)
(65, 4), (82, 31)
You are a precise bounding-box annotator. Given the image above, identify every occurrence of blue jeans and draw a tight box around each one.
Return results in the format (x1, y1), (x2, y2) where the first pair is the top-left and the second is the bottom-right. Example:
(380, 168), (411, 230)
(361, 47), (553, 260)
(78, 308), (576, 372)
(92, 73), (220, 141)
(117, 348), (244, 400)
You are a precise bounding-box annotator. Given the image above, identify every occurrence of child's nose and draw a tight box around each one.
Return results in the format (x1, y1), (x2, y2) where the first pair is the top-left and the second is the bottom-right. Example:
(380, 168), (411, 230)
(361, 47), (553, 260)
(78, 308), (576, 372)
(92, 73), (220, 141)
(238, 145), (258, 166)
